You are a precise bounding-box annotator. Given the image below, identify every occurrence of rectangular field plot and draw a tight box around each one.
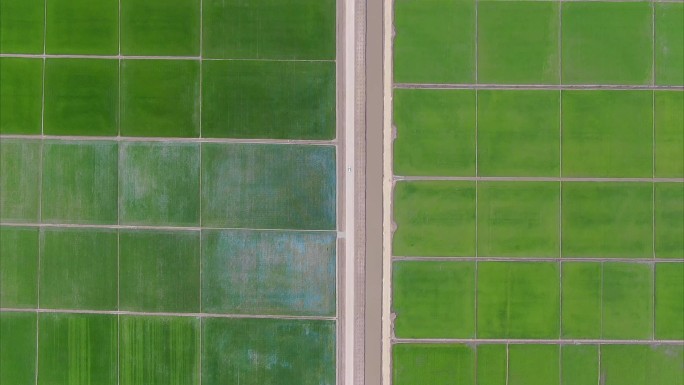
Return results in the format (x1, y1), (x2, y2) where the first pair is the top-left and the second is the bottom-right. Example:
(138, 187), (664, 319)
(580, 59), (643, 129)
(201, 229), (337, 316)
(393, 89), (476, 176)
(0, 312), (36, 385)
(393, 181), (476, 257)
(390, 0), (683, 382)
(201, 143), (336, 230)
(202, 318), (336, 385)
(119, 316), (200, 385)
(0, 0), (339, 379)
(392, 261), (476, 338)
(202, 60), (335, 140)
(393, 344), (683, 385)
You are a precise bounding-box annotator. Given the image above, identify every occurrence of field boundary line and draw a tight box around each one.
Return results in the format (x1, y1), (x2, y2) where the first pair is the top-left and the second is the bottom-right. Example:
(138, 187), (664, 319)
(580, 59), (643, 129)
(394, 176), (684, 183)
(0, 222), (338, 233)
(394, 83), (684, 91)
(392, 256), (683, 263)
(0, 53), (335, 62)
(0, 134), (338, 146)
(1, 308), (336, 321)
(392, 338), (684, 345)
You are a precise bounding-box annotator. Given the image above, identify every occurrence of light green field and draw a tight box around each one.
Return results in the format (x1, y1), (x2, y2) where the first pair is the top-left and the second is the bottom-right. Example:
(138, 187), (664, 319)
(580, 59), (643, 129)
(478, 1), (559, 84)
(562, 345), (599, 385)
(393, 181), (476, 256)
(561, 182), (653, 258)
(655, 183), (684, 258)
(393, 89), (476, 176)
(478, 90), (560, 176)
(561, 262), (602, 338)
(562, 91), (653, 178)
(655, 263), (684, 340)
(477, 262), (560, 339)
(602, 263), (653, 339)
(393, 261), (475, 338)
(392, 344), (683, 385)
(393, 0), (475, 83)
(561, 2), (653, 85)
(477, 182), (560, 257)
(393, 344), (475, 385)
(655, 3), (684, 86)
(655, 91), (684, 178)
(508, 345), (559, 385)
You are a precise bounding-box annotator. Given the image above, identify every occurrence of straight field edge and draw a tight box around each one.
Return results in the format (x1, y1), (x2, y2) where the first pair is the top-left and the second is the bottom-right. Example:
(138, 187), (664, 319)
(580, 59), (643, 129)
(381, 0), (394, 381)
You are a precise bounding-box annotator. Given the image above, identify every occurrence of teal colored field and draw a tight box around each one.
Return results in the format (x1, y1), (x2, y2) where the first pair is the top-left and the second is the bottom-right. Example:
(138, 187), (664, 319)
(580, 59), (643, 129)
(201, 143), (336, 230)
(202, 229), (337, 316)
(119, 142), (201, 226)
